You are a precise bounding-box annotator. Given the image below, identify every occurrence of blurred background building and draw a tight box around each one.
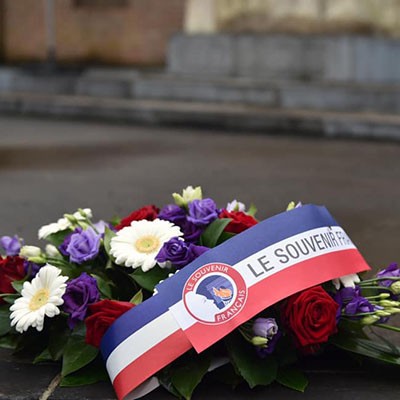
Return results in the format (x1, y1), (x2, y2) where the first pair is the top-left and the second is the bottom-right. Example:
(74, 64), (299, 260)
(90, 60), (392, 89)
(0, 0), (399, 66)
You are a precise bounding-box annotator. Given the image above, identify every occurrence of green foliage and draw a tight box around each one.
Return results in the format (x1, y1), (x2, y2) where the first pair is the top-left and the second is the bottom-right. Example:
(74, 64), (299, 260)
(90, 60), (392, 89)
(0, 334), (18, 350)
(130, 289), (143, 305)
(11, 280), (24, 294)
(170, 354), (210, 400)
(61, 326), (98, 377)
(276, 366), (308, 392)
(48, 320), (71, 361)
(45, 230), (70, 247)
(0, 294), (19, 304)
(103, 227), (116, 259)
(92, 274), (113, 299)
(34, 348), (53, 364)
(200, 219), (231, 248)
(331, 333), (400, 365)
(225, 333), (278, 388)
(211, 362), (243, 388)
(130, 265), (170, 292)
(247, 204), (258, 217)
(216, 232), (235, 245)
(0, 306), (11, 336)
(60, 357), (108, 387)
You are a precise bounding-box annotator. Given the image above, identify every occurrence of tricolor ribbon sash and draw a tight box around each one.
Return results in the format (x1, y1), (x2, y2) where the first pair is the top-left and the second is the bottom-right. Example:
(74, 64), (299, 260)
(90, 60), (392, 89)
(101, 205), (370, 400)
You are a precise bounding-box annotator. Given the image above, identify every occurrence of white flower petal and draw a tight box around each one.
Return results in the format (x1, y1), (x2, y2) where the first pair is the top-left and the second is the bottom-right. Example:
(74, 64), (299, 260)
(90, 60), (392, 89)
(111, 219), (182, 271)
(9, 265), (68, 334)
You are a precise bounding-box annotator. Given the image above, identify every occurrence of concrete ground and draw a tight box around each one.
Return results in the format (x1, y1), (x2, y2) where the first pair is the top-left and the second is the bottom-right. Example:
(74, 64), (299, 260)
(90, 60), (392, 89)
(0, 115), (400, 399)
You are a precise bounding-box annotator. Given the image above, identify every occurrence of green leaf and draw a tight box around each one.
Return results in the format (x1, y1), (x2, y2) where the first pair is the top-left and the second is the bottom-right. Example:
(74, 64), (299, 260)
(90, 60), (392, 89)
(92, 274), (113, 299)
(130, 289), (143, 305)
(369, 327), (400, 356)
(11, 280), (24, 294)
(0, 306), (11, 336)
(200, 219), (231, 248)
(34, 347), (53, 364)
(0, 335), (18, 350)
(171, 355), (210, 400)
(225, 333), (278, 388)
(130, 265), (170, 292)
(48, 323), (70, 361)
(158, 366), (185, 398)
(216, 232), (235, 245)
(0, 294), (19, 304)
(276, 366), (308, 392)
(60, 358), (108, 387)
(331, 334), (400, 365)
(103, 227), (116, 258)
(45, 230), (71, 247)
(61, 333), (98, 376)
(247, 204), (258, 217)
(211, 362), (243, 388)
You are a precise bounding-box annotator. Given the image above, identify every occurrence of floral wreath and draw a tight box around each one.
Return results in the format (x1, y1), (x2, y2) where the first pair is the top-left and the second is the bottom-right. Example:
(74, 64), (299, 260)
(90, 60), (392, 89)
(0, 186), (399, 398)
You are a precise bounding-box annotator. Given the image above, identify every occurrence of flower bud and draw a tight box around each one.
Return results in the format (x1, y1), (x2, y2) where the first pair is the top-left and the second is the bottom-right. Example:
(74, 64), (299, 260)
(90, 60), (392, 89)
(361, 315), (381, 325)
(375, 310), (392, 317)
(172, 186), (202, 207)
(28, 256), (47, 264)
(251, 336), (268, 347)
(379, 300), (400, 308)
(386, 307), (400, 314)
(286, 201), (296, 211)
(74, 208), (92, 220)
(390, 281), (400, 295)
(64, 214), (78, 224)
(227, 200), (246, 212)
(45, 244), (60, 258)
(379, 293), (391, 299)
(20, 245), (42, 259)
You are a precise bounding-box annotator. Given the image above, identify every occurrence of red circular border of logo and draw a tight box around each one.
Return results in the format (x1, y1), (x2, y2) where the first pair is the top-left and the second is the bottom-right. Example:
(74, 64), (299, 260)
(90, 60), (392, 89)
(183, 262), (248, 325)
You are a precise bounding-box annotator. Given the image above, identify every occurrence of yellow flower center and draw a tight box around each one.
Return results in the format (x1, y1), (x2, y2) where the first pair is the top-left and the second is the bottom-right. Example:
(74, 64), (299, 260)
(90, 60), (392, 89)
(135, 235), (160, 254)
(29, 288), (50, 311)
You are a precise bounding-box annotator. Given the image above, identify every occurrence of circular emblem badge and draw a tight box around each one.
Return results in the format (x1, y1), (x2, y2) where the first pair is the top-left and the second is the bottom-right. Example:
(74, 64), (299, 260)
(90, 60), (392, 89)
(183, 263), (247, 325)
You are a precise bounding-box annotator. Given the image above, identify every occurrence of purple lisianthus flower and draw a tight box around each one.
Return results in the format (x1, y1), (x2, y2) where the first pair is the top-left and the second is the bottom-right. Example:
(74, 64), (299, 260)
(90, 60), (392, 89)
(187, 198), (218, 226)
(63, 272), (100, 329)
(376, 263), (400, 288)
(181, 220), (204, 243)
(252, 317), (280, 357)
(344, 296), (375, 316)
(156, 237), (209, 269)
(158, 204), (187, 225)
(23, 260), (41, 278)
(335, 286), (374, 317)
(0, 235), (23, 256)
(93, 220), (114, 236)
(64, 227), (101, 264)
(59, 230), (74, 257)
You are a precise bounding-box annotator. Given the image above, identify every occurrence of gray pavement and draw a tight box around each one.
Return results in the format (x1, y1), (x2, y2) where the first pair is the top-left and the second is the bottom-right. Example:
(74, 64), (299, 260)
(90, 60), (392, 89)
(1, 115), (400, 399)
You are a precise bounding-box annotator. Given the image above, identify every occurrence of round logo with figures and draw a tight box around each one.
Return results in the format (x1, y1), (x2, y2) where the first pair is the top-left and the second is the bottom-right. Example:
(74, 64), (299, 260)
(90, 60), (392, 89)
(183, 263), (247, 325)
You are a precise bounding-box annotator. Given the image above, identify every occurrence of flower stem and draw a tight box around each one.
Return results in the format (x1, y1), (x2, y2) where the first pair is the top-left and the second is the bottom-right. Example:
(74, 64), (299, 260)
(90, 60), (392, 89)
(375, 324), (400, 333)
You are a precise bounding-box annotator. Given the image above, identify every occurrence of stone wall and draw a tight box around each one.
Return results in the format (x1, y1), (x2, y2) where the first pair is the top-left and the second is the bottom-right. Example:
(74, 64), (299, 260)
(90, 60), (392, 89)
(185, 0), (400, 37)
(3, 0), (185, 65)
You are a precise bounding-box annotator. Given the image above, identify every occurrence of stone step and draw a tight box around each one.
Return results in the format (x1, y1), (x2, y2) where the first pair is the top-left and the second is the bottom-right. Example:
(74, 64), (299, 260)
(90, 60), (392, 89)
(130, 74), (400, 114)
(1, 67), (400, 114)
(0, 91), (399, 140)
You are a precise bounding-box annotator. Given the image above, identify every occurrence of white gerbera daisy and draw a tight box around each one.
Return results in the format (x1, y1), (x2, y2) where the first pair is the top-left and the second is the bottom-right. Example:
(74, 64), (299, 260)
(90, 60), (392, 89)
(38, 217), (71, 239)
(10, 264), (68, 333)
(110, 219), (182, 272)
(38, 208), (92, 240)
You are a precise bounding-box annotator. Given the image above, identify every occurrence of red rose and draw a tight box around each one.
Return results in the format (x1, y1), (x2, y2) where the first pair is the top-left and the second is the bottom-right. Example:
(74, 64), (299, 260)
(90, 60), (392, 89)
(85, 299), (135, 347)
(219, 210), (258, 234)
(282, 286), (339, 353)
(0, 256), (26, 304)
(115, 205), (159, 230)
